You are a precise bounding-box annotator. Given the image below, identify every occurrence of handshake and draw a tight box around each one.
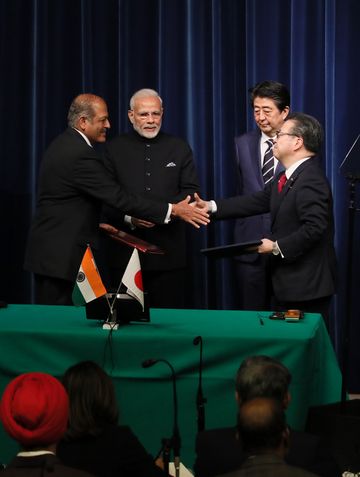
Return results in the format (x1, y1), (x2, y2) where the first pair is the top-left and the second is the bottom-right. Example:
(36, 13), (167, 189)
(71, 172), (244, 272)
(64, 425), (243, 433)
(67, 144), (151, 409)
(171, 193), (211, 229)
(171, 193), (274, 255)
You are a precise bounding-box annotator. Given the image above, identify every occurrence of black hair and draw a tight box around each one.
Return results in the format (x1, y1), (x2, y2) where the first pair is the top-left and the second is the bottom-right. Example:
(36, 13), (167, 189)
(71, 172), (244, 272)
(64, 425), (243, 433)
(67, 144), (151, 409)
(249, 80), (290, 112)
(62, 361), (119, 439)
(285, 112), (323, 154)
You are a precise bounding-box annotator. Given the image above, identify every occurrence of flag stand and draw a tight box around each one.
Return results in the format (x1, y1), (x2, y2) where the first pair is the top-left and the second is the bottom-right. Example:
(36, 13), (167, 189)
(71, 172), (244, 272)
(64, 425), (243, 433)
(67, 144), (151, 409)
(88, 223), (165, 328)
(86, 291), (150, 326)
(102, 306), (120, 330)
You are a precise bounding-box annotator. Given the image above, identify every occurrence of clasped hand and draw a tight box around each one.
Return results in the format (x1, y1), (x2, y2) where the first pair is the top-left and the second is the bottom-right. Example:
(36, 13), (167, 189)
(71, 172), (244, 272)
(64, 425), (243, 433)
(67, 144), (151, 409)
(172, 195), (210, 228)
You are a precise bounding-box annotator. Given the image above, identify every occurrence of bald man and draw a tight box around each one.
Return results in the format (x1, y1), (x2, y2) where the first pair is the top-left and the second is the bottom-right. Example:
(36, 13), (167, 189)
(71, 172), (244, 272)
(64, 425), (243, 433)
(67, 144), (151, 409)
(219, 397), (318, 477)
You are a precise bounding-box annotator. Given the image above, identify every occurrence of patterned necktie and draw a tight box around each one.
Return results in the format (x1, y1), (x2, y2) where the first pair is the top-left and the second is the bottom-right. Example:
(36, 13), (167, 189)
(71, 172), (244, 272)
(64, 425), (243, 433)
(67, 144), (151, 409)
(262, 139), (274, 185)
(277, 172), (287, 193)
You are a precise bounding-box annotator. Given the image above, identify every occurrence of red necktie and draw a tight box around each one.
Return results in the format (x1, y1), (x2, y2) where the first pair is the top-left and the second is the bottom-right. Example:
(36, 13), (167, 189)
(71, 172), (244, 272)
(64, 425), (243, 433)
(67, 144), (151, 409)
(277, 173), (287, 193)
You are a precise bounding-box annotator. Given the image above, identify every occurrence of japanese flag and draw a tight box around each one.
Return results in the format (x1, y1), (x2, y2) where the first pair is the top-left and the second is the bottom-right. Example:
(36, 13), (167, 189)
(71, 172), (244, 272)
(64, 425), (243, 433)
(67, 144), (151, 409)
(121, 249), (144, 310)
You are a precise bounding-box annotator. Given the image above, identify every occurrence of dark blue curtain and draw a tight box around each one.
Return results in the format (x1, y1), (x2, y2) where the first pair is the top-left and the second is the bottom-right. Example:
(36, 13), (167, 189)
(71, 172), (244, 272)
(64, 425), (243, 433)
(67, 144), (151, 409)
(1, 0), (360, 389)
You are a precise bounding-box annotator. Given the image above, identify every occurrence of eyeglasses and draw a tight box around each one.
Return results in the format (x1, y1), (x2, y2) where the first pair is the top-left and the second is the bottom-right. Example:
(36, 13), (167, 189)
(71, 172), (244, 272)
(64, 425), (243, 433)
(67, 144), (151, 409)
(275, 131), (299, 138)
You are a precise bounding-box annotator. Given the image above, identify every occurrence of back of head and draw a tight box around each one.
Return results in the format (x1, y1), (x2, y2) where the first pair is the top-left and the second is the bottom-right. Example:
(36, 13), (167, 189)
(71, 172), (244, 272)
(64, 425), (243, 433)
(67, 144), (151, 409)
(238, 397), (287, 454)
(236, 356), (291, 404)
(62, 360), (118, 439)
(0, 372), (69, 449)
(67, 93), (104, 128)
(285, 112), (323, 155)
(249, 80), (290, 112)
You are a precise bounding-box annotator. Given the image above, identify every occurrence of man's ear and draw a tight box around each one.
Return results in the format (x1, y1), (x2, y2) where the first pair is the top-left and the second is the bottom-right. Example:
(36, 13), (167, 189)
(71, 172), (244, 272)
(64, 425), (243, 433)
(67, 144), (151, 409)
(282, 106), (290, 120)
(128, 110), (135, 124)
(235, 390), (241, 404)
(282, 426), (290, 449)
(78, 116), (88, 132)
(293, 135), (304, 151)
(283, 391), (291, 409)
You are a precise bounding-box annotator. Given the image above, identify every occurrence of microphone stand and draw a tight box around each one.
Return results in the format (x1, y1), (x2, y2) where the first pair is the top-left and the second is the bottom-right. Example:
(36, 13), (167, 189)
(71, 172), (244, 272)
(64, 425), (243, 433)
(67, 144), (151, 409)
(339, 135), (360, 402)
(341, 177), (360, 402)
(193, 336), (207, 431)
(142, 358), (181, 477)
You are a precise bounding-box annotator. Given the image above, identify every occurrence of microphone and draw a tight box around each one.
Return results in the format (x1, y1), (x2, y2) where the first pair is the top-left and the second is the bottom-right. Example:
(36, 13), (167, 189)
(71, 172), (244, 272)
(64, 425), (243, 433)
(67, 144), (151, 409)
(141, 358), (181, 477)
(193, 336), (207, 431)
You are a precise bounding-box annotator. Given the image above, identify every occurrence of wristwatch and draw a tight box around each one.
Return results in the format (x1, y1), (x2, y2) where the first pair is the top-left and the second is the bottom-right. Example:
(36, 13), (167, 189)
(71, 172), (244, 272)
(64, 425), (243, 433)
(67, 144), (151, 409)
(272, 241), (280, 256)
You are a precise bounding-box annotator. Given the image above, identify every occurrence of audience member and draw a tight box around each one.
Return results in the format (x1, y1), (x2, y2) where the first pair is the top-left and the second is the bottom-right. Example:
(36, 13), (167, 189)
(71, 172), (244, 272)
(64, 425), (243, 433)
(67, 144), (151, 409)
(102, 88), (200, 308)
(57, 360), (167, 477)
(194, 355), (339, 477)
(24, 93), (208, 306)
(233, 80), (289, 310)
(0, 372), (94, 477)
(215, 397), (319, 477)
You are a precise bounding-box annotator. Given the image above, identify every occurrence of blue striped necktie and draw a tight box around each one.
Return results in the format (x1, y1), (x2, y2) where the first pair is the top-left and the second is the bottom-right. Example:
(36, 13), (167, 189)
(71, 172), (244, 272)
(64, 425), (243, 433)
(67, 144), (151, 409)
(262, 139), (274, 185)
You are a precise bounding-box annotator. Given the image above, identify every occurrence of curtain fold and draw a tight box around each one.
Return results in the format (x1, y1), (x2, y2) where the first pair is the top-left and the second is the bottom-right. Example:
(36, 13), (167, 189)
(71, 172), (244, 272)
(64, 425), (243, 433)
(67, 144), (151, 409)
(1, 0), (360, 388)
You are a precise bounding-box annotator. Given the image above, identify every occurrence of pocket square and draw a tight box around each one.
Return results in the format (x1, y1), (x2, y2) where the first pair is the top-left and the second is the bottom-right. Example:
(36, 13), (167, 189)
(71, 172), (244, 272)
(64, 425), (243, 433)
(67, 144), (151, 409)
(165, 162), (176, 167)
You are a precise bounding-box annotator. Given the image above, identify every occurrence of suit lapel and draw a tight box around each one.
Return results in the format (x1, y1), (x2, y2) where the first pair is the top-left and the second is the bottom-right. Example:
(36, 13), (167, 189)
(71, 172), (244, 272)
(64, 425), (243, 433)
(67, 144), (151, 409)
(250, 131), (263, 187)
(271, 160), (312, 226)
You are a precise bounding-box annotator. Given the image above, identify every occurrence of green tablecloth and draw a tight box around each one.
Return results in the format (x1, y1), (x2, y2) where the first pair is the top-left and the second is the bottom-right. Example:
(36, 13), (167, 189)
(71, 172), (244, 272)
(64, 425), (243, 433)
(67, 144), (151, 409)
(0, 305), (341, 468)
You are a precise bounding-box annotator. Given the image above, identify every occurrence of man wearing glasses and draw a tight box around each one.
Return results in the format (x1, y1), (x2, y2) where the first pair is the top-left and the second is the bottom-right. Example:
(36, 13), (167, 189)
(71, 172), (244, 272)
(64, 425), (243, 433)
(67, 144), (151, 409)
(233, 81), (290, 312)
(195, 113), (336, 327)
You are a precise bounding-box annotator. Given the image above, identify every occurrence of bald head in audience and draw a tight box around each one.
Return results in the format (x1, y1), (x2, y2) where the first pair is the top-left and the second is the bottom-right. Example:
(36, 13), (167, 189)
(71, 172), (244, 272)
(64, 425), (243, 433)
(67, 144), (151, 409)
(238, 397), (289, 456)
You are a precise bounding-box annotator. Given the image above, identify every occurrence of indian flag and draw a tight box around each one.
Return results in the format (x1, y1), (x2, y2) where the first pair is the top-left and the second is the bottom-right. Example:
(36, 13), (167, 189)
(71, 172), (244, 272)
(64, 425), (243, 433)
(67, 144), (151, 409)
(72, 245), (107, 306)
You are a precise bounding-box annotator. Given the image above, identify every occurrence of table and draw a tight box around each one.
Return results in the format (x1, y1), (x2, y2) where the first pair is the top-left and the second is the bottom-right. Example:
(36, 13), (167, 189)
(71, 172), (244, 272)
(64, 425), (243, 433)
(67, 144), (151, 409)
(0, 305), (342, 469)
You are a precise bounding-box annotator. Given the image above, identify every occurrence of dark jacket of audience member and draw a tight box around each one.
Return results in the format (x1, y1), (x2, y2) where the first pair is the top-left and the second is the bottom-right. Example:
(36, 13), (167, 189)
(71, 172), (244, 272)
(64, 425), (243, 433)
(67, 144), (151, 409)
(214, 397), (319, 477)
(194, 356), (340, 477)
(57, 361), (167, 477)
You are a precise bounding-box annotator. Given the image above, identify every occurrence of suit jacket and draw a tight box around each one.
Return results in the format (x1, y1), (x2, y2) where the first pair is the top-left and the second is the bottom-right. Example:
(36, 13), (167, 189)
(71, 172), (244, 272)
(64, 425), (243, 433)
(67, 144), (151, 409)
(194, 426), (339, 477)
(233, 130), (283, 263)
(2, 453), (95, 477)
(215, 159), (336, 302)
(102, 131), (200, 271)
(57, 424), (167, 477)
(24, 128), (168, 282)
(216, 454), (320, 477)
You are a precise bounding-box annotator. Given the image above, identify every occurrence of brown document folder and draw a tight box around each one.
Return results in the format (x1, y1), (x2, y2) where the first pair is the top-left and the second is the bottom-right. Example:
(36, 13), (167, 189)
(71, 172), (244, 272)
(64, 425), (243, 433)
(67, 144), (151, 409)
(99, 223), (165, 254)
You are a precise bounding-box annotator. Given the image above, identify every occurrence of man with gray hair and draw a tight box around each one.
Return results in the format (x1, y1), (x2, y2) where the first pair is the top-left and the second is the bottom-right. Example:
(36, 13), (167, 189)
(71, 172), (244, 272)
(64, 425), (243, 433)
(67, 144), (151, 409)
(102, 88), (200, 308)
(24, 93), (208, 305)
(194, 355), (339, 477)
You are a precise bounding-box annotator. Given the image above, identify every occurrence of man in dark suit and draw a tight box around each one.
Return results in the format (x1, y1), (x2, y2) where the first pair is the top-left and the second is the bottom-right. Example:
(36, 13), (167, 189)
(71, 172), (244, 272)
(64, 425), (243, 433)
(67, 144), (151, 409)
(102, 88), (200, 308)
(24, 94), (208, 305)
(195, 112), (336, 325)
(233, 81), (290, 311)
(215, 397), (319, 477)
(194, 356), (339, 477)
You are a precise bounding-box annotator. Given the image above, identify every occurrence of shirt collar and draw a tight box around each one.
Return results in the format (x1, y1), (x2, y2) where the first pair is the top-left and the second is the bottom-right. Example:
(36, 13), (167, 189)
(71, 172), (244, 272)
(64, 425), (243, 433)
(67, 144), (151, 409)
(73, 128), (93, 147)
(285, 157), (311, 179)
(261, 132), (276, 145)
(17, 451), (55, 457)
